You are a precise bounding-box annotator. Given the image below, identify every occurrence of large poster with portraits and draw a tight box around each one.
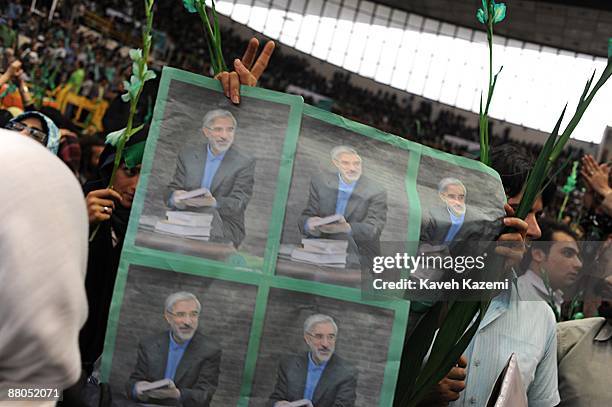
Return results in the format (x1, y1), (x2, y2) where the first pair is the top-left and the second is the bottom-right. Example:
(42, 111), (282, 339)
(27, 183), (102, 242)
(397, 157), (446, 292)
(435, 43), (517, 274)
(100, 68), (505, 406)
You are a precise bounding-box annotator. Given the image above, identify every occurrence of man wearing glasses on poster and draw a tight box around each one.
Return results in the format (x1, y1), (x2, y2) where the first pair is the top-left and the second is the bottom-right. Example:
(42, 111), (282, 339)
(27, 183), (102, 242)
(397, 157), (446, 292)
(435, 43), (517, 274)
(268, 314), (357, 407)
(167, 109), (255, 248)
(128, 291), (221, 407)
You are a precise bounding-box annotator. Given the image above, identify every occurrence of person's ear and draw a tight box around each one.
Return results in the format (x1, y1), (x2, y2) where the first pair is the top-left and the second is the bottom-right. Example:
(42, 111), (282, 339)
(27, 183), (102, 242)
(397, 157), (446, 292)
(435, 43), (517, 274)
(531, 248), (546, 263)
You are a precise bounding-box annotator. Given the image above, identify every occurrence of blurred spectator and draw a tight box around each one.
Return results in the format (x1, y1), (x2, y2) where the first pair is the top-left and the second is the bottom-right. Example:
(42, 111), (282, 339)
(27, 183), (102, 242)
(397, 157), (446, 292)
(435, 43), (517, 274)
(5, 110), (60, 154)
(0, 129), (88, 396)
(79, 127), (148, 374)
(79, 133), (106, 184)
(519, 219), (583, 319)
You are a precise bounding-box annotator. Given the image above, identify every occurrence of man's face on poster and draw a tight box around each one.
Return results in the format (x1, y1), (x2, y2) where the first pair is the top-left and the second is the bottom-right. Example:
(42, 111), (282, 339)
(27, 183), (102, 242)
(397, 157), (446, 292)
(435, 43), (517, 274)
(333, 152), (362, 183)
(165, 299), (200, 343)
(203, 116), (235, 155)
(440, 184), (466, 216)
(304, 322), (337, 364)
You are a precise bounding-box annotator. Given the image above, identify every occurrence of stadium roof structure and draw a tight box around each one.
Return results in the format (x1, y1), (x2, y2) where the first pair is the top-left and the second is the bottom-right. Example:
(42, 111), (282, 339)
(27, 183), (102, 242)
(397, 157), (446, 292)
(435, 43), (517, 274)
(373, 0), (612, 57)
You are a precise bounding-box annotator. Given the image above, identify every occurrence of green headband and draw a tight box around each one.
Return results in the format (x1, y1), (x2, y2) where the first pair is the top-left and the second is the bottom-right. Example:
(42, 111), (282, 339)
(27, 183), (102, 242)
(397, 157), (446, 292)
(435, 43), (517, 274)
(123, 141), (146, 169)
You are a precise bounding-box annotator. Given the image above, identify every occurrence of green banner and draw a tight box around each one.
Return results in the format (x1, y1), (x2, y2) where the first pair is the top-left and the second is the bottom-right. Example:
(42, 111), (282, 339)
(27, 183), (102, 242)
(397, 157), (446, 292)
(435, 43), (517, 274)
(100, 67), (506, 407)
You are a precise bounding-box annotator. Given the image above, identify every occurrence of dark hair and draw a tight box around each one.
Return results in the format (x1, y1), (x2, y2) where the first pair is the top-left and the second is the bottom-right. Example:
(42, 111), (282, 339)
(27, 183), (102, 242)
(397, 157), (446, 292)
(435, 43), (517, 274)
(80, 133), (106, 176)
(537, 218), (577, 248)
(38, 106), (79, 133)
(521, 218), (578, 270)
(0, 109), (13, 128)
(489, 143), (535, 198)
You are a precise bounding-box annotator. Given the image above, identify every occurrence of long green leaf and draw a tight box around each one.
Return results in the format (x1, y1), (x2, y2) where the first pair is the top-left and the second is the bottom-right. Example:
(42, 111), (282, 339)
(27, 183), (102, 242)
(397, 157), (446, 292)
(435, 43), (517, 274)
(550, 57), (612, 164)
(408, 302), (489, 406)
(413, 302), (480, 388)
(484, 66), (503, 114)
(578, 70), (596, 105)
(516, 104), (565, 218)
(394, 303), (444, 406)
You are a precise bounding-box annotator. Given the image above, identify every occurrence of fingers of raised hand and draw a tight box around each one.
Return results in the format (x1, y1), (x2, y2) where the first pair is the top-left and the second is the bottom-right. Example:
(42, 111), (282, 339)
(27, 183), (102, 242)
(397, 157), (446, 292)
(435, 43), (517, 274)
(216, 71), (230, 97)
(503, 217), (528, 237)
(250, 40), (275, 81)
(241, 37), (259, 69)
(229, 71), (240, 104)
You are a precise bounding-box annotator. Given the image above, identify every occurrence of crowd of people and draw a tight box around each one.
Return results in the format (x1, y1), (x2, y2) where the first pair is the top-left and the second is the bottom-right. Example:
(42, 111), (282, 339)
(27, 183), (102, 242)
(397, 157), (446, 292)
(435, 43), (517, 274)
(1, 1), (611, 407)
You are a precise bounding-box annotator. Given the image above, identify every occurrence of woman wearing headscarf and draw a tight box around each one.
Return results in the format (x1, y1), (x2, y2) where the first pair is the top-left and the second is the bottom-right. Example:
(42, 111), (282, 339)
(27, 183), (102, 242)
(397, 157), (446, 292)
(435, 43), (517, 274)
(4, 110), (61, 154)
(0, 129), (88, 401)
(79, 126), (148, 374)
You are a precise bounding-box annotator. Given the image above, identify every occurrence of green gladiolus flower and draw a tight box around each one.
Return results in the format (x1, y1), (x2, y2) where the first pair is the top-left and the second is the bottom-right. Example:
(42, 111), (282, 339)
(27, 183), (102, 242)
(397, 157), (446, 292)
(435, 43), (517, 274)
(143, 69), (157, 82)
(128, 48), (143, 61)
(182, 0), (198, 13)
(121, 80), (132, 102)
(105, 128), (126, 147)
(132, 61), (141, 78)
(493, 2), (506, 23)
(476, 8), (486, 24)
(476, 0), (506, 25)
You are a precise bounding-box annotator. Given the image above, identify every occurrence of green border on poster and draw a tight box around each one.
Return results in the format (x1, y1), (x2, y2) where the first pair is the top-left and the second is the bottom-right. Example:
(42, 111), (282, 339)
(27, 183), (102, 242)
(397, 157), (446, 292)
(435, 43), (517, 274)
(302, 104), (502, 181)
(101, 66), (304, 381)
(99, 68), (505, 407)
(123, 66), (304, 273)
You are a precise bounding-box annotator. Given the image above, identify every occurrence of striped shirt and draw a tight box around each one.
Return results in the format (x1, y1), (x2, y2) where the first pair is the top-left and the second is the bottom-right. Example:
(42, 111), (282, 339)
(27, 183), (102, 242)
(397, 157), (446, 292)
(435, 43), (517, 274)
(450, 286), (560, 407)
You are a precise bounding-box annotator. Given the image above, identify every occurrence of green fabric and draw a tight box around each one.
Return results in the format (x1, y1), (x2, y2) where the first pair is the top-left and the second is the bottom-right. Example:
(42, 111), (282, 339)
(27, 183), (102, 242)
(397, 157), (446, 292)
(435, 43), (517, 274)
(67, 68), (85, 93)
(0, 25), (16, 48)
(123, 141), (146, 168)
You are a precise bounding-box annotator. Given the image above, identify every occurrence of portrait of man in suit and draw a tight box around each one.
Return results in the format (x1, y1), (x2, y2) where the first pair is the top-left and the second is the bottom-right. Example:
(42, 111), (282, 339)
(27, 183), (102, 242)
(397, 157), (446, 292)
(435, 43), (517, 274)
(298, 146), (387, 266)
(268, 314), (357, 407)
(127, 291), (221, 407)
(419, 177), (488, 250)
(167, 109), (255, 248)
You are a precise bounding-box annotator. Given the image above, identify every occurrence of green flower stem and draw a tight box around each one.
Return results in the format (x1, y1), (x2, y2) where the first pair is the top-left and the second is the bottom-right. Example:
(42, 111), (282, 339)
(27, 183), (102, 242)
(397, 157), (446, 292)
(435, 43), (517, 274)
(557, 193), (570, 222)
(479, 0), (499, 166)
(89, 0), (155, 242)
(109, 0), (154, 186)
(194, 0), (227, 74)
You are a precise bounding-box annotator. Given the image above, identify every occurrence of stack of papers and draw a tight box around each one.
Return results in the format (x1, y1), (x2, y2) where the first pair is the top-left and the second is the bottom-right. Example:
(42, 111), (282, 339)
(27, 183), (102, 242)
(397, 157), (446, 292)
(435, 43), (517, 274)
(139, 378), (173, 392)
(287, 400), (313, 407)
(290, 238), (348, 268)
(308, 214), (343, 228)
(175, 187), (216, 207)
(154, 211), (213, 241)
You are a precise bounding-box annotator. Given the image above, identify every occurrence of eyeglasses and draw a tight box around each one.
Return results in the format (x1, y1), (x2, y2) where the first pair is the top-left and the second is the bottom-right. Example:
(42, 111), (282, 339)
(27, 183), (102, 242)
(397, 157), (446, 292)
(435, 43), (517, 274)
(442, 193), (465, 201)
(167, 311), (199, 319)
(4, 121), (47, 144)
(306, 332), (337, 342)
(206, 126), (235, 135)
